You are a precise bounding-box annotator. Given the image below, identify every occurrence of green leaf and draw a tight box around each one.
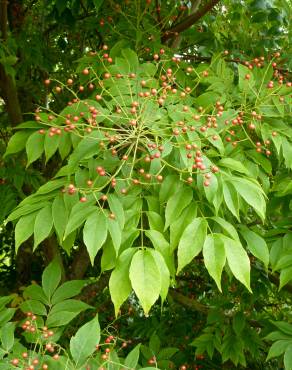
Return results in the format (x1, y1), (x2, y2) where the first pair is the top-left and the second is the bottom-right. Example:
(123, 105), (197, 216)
(159, 175), (181, 203)
(145, 230), (169, 251)
(52, 194), (68, 242)
(0, 308), (16, 326)
(63, 203), (96, 239)
(124, 344), (141, 369)
(165, 187), (193, 230)
(46, 311), (83, 327)
(37, 179), (67, 194)
(273, 255), (292, 271)
(245, 150), (272, 174)
(195, 91), (220, 107)
(8, 201), (50, 222)
(20, 300), (47, 316)
(284, 345), (292, 370)
(70, 315), (100, 366)
(15, 212), (37, 252)
(108, 194), (125, 229)
(149, 333), (161, 353)
(4, 131), (31, 157)
(51, 280), (87, 305)
(0, 322), (15, 351)
(280, 267), (292, 291)
(92, 0), (104, 11)
(265, 331), (292, 341)
(218, 158), (250, 175)
(67, 130), (103, 170)
(220, 235), (251, 292)
(223, 181), (240, 220)
(282, 138), (292, 170)
(121, 48), (139, 71)
(271, 321), (292, 336)
(149, 249), (170, 302)
(58, 131), (72, 159)
(212, 217), (239, 241)
(0, 361), (12, 369)
(23, 285), (48, 305)
(101, 241), (116, 271)
(61, 231), (76, 254)
(238, 64), (255, 90)
(239, 226), (269, 269)
(26, 131), (45, 166)
(107, 217), (122, 254)
(157, 347), (179, 360)
(170, 204), (197, 250)
(0, 296), (13, 312)
(203, 234), (226, 291)
(129, 249), (161, 316)
(83, 210), (108, 265)
(34, 205), (53, 250)
(49, 299), (91, 315)
(200, 172), (218, 203)
(177, 218), (207, 274)
(145, 230), (174, 276)
(109, 248), (136, 316)
(227, 177), (266, 220)
(147, 211), (164, 231)
(0, 55), (17, 65)
(107, 350), (121, 370)
(232, 312), (245, 335)
(44, 132), (60, 162)
(15, 121), (43, 129)
(42, 259), (62, 301)
(266, 340), (292, 361)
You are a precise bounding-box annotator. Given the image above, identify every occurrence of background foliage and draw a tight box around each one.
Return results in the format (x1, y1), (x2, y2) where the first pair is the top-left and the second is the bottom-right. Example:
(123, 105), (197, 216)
(0, 0), (292, 369)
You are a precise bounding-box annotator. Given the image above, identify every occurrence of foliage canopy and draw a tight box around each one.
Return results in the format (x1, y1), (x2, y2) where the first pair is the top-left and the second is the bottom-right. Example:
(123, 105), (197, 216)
(0, 0), (292, 369)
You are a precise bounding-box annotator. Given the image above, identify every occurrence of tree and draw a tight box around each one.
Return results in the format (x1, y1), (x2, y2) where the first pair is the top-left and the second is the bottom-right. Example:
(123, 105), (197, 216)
(0, 0), (292, 369)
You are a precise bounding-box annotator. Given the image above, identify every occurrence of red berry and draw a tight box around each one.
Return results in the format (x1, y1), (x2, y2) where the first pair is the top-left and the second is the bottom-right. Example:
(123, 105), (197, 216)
(11, 359), (19, 366)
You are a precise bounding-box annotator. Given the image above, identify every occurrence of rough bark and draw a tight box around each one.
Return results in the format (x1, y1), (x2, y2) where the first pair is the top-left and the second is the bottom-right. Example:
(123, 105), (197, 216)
(169, 289), (262, 328)
(0, 0), (23, 126)
(69, 244), (91, 280)
(43, 236), (66, 281)
(162, 0), (220, 42)
(169, 290), (209, 313)
(77, 273), (109, 304)
(171, 0), (202, 49)
(15, 242), (33, 286)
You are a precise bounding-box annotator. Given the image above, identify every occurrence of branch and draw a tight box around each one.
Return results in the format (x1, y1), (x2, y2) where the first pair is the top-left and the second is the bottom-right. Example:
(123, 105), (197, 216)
(162, 0), (220, 42)
(169, 290), (209, 313)
(0, 0), (8, 40)
(0, 0), (23, 125)
(171, 0), (202, 49)
(155, 0), (162, 27)
(77, 274), (109, 304)
(169, 289), (262, 328)
(43, 236), (66, 282)
(69, 244), (90, 280)
(268, 273), (292, 294)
